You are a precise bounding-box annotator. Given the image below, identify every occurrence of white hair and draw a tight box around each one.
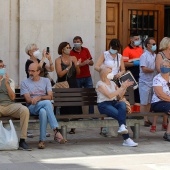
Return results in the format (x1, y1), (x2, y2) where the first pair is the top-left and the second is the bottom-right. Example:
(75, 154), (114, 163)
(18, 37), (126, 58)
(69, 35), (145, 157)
(25, 43), (37, 55)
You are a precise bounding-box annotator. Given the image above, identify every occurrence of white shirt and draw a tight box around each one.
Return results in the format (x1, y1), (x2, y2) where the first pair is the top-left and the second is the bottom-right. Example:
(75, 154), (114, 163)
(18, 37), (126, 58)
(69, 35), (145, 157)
(151, 73), (170, 103)
(96, 80), (117, 103)
(103, 51), (122, 76)
(139, 50), (156, 87)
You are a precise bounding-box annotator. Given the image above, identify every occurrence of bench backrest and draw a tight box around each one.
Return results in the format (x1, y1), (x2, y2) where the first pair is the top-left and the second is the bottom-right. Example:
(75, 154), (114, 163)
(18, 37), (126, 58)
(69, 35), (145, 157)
(15, 87), (135, 107)
(52, 87), (135, 107)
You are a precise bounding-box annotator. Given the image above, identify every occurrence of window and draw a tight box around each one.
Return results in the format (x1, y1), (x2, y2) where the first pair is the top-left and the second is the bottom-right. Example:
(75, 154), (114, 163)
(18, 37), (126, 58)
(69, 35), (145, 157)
(129, 10), (158, 48)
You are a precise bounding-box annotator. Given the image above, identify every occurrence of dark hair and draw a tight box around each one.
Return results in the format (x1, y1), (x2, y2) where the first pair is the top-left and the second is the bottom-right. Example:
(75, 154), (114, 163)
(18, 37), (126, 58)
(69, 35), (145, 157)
(130, 31), (139, 38)
(144, 37), (154, 48)
(109, 39), (121, 51)
(37, 65), (42, 71)
(73, 36), (83, 42)
(58, 42), (70, 55)
(0, 60), (3, 63)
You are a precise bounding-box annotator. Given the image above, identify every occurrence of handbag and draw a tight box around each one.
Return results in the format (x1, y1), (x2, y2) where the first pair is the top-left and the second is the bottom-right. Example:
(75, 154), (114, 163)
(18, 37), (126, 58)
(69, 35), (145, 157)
(0, 120), (18, 150)
(119, 97), (132, 114)
(53, 81), (69, 88)
(53, 70), (69, 88)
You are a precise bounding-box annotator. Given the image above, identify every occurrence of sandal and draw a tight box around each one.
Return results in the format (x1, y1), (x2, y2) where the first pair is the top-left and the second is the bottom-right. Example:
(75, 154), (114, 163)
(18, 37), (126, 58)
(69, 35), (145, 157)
(150, 126), (156, 133)
(54, 131), (67, 144)
(69, 128), (75, 134)
(38, 141), (45, 149)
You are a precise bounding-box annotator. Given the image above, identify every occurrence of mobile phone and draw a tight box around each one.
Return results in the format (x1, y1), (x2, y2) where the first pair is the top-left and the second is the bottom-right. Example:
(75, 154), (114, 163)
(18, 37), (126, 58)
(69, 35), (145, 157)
(46, 47), (50, 54)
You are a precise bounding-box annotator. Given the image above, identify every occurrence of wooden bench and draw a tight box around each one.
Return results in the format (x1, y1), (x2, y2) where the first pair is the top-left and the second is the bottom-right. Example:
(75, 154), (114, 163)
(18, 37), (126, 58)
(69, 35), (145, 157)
(0, 88), (166, 140)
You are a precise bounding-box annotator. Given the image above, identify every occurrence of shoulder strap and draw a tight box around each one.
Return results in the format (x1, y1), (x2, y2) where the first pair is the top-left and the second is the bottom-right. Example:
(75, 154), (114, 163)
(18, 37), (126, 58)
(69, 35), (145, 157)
(159, 52), (166, 60)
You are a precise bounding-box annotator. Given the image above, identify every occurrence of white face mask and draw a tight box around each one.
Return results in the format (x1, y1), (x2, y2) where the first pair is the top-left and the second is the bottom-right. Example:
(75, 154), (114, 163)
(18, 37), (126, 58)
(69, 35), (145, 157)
(107, 72), (114, 80)
(63, 49), (71, 55)
(33, 50), (41, 58)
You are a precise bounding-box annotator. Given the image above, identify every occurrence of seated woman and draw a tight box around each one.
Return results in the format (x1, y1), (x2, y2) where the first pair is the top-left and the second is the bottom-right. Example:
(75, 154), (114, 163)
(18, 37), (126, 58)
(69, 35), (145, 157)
(151, 59), (170, 141)
(96, 65), (138, 147)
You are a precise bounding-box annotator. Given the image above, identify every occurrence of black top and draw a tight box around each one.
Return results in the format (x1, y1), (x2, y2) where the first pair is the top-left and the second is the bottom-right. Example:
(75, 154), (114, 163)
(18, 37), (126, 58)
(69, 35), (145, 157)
(57, 57), (78, 88)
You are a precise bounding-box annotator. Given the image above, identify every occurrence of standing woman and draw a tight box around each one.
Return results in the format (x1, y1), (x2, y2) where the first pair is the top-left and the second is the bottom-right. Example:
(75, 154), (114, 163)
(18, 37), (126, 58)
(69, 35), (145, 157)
(95, 39), (125, 85)
(25, 43), (55, 86)
(154, 37), (170, 130)
(95, 39), (125, 136)
(55, 42), (82, 134)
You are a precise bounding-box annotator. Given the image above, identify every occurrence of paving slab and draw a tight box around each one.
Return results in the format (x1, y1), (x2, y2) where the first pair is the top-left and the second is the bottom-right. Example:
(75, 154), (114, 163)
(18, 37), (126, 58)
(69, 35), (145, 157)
(0, 117), (170, 170)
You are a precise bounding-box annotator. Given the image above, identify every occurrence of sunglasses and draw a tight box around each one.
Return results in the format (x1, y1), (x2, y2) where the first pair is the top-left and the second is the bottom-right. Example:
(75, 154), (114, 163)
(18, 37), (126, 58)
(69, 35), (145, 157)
(150, 43), (156, 46)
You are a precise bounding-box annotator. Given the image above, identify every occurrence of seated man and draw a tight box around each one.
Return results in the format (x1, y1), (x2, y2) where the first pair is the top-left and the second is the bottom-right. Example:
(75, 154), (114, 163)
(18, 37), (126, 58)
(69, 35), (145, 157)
(0, 60), (31, 151)
(20, 63), (66, 149)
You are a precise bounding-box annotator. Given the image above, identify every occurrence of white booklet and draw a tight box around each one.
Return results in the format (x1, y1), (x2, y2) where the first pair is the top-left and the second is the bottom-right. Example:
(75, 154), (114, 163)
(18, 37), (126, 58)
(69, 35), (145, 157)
(119, 71), (138, 90)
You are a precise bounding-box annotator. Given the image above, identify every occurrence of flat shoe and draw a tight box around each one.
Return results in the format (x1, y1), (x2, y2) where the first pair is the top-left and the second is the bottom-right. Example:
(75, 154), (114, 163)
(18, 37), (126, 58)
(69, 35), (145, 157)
(69, 130), (75, 134)
(144, 121), (152, 127)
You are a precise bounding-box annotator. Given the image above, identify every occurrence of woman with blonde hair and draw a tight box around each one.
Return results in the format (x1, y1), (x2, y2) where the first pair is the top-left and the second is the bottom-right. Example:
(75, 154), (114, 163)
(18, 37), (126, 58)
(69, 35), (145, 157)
(96, 65), (138, 147)
(150, 37), (170, 132)
(151, 59), (170, 141)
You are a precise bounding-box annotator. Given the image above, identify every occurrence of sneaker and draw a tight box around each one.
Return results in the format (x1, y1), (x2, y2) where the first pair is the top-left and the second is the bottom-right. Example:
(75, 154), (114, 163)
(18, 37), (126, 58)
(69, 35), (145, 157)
(123, 138), (138, 147)
(19, 141), (32, 151)
(27, 131), (34, 138)
(46, 132), (50, 137)
(117, 124), (128, 134)
(163, 132), (170, 141)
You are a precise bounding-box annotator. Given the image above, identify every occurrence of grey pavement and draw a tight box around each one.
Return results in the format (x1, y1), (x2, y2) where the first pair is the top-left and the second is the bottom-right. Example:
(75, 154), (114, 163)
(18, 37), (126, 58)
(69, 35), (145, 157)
(0, 117), (170, 170)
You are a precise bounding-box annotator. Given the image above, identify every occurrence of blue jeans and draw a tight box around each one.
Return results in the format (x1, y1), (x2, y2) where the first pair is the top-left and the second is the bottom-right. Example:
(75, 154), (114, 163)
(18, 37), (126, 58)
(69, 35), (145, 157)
(151, 101), (170, 115)
(28, 100), (59, 141)
(76, 76), (94, 114)
(98, 100), (129, 140)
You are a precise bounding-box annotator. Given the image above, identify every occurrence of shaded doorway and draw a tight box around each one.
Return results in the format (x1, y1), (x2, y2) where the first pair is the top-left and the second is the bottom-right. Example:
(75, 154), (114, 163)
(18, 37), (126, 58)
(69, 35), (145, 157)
(164, 6), (170, 37)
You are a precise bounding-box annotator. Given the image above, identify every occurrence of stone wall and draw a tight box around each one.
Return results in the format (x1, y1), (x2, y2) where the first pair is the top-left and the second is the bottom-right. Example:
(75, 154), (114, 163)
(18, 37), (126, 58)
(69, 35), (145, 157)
(0, 0), (106, 87)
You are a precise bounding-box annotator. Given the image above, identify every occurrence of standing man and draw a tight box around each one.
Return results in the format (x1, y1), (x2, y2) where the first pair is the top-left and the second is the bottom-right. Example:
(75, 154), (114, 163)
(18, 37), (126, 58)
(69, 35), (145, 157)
(21, 63), (66, 149)
(70, 36), (94, 114)
(139, 38), (157, 127)
(0, 60), (31, 151)
(123, 34), (143, 111)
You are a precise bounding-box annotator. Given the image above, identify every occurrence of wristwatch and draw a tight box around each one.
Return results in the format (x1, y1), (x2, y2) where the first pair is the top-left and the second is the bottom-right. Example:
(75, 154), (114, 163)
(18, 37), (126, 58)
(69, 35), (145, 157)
(66, 67), (69, 71)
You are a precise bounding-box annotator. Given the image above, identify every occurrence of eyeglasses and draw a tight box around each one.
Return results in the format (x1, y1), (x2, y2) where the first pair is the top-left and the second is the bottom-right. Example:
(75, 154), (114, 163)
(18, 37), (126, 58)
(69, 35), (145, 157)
(28, 70), (38, 73)
(0, 65), (6, 68)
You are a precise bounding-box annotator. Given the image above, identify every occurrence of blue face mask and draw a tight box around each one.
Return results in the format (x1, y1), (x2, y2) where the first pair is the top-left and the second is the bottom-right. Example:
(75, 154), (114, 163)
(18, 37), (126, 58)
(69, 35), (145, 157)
(134, 40), (141, 46)
(151, 45), (157, 52)
(0, 68), (6, 76)
(109, 48), (117, 54)
(160, 66), (170, 74)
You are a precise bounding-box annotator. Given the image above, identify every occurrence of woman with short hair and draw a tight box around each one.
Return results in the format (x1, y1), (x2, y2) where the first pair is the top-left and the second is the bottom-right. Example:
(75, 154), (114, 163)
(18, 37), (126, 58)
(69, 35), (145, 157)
(96, 65), (138, 147)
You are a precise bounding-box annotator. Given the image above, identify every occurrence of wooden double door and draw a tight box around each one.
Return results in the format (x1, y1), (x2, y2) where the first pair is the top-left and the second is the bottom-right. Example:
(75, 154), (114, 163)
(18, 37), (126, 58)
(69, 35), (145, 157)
(106, 1), (164, 50)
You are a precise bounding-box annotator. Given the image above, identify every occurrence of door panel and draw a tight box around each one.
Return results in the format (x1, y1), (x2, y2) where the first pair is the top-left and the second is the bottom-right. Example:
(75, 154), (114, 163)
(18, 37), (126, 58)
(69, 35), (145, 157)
(122, 3), (164, 49)
(106, 3), (119, 50)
